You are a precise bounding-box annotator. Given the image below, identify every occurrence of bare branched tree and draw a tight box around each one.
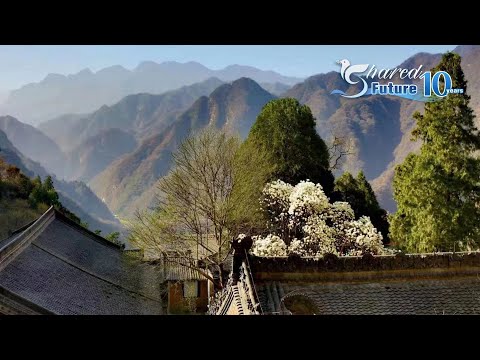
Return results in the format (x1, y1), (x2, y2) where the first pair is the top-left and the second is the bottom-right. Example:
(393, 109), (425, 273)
(327, 135), (355, 171)
(129, 128), (241, 288)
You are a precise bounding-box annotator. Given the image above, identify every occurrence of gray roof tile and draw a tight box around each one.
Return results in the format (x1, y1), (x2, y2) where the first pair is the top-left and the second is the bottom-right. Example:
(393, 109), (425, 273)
(257, 278), (480, 315)
(0, 208), (163, 314)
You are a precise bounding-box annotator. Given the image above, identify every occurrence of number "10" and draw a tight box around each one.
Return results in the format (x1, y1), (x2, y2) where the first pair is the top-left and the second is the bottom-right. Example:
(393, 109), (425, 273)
(423, 71), (452, 97)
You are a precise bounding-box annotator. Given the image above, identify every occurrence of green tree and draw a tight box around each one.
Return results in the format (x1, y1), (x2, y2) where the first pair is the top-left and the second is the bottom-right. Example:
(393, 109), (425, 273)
(334, 171), (389, 243)
(42, 175), (59, 206)
(357, 171), (389, 242)
(31, 176), (41, 188)
(105, 231), (124, 248)
(28, 177), (43, 208)
(357, 172), (379, 210)
(390, 52), (480, 252)
(105, 231), (119, 242)
(230, 139), (275, 235)
(334, 172), (364, 212)
(240, 98), (334, 194)
(16, 173), (33, 199)
(28, 175), (60, 208)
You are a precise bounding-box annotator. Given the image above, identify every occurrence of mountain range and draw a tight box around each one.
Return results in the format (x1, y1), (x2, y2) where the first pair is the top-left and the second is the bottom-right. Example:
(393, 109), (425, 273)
(2, 47), (479, 227)
(0, 116), (66, 176)
(287, 45), (480, 212)
(38, 77), (224, 151)
(0, 62), (300, 125)
(38, 77), (225, 180)
(89, 77), (275, 216)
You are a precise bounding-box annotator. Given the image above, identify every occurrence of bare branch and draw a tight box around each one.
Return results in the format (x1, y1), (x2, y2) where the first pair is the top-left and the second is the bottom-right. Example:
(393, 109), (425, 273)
(327, 135), (355, 170)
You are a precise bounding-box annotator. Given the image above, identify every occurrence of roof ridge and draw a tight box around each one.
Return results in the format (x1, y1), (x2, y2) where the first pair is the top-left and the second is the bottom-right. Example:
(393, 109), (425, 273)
(52, 209), (123, 250)
(0, 206), (55, 271)
(231, 285), (244, 315)
(31, 242), (162, 304)
(1, 206), (123, 257)
(242, 255), (262, 314)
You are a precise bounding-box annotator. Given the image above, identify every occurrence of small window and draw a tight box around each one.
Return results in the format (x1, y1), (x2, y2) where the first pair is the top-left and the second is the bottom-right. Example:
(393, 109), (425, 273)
(183, 281), (198, 298)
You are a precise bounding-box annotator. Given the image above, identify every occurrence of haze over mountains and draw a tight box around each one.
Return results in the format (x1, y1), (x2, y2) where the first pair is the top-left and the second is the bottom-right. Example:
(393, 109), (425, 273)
(0, 116), (66, 176)
(39, 77), (224, 153)
(1, 46), (479, 231)
(0, 128), (122, 234)
(0, 62), (300, 125)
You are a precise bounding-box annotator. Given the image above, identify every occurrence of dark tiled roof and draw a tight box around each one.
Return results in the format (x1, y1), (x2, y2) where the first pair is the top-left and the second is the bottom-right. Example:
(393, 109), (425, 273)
(164, 259), (206, 281)
(0, 207), (163, 315)
(256, 277), (480, 315)
(250, 253), (480, 315)
(210, 236), (480, 315)
(0, 245), (162, 314)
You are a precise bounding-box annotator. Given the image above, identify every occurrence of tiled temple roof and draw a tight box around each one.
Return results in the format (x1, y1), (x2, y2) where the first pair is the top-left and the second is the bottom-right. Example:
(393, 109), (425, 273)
(0, 206), (163, 315)
(164, 258), (207, 281)
(211, 236), (480, 315)
(256, 277), (480, 315)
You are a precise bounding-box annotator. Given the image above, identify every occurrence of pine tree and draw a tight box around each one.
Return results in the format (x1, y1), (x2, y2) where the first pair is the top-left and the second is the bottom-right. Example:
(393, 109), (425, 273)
(28, 175), (60, 208)
(43, 175), (59, 206)
(357, 171), (379, 211)
(240, 98), (334, 194)
(390, 52), (480, 252)
(334, 171), (389, 243)
(334, 172), (365, 213)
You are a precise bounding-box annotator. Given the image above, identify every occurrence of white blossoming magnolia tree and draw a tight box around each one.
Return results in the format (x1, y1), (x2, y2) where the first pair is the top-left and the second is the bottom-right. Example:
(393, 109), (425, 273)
(250, 180), (387, 257)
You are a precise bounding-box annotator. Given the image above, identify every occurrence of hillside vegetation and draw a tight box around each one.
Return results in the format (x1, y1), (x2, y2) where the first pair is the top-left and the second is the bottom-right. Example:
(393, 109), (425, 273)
(0, 158), (79, 239)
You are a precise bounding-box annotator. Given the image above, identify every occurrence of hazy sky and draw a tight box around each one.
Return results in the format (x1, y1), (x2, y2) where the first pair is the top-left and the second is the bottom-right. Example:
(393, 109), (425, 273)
(0, 45), (457, 92)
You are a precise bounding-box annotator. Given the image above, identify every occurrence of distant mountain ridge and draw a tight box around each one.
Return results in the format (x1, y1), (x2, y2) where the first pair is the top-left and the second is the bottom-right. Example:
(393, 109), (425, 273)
(0, 129), (45, 177)
(39, 77), (225, 153)
(0, 115), (66, 176)
(65, 128), (137, 183)
(0, 61), (301, 125)
(90, 77), (276, 217)
(260, 82), (292, 96)
(11, 46), (480, 219)
(39, 77), (226, 181)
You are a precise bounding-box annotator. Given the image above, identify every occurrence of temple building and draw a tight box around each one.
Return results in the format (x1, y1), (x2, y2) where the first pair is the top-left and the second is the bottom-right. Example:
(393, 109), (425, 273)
(162, 258), (211, 314)
(0, 206), (163, 315)
(209, 237), (480, 315)
(3, 207), (480, 315)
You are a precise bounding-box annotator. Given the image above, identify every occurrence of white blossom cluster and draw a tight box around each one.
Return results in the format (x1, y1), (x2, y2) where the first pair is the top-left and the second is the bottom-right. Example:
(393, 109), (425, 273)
(251, 180), (387, 257)
(288, 181), (330, 218)
(251, 234), (287, 257)
(263, 179), (293, 207)
(344, 216), (386, 256)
